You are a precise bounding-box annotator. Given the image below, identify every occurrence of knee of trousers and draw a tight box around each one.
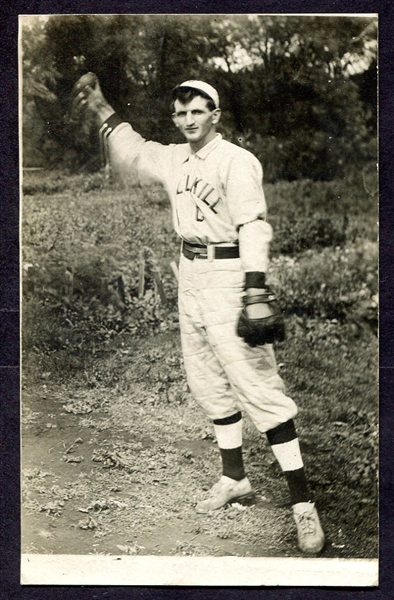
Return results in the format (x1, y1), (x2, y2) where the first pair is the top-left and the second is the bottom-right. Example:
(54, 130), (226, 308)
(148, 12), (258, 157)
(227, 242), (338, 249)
(193, 392), (242, 422)
(182, 354), (241, 421)
(221, 356), (299, 433)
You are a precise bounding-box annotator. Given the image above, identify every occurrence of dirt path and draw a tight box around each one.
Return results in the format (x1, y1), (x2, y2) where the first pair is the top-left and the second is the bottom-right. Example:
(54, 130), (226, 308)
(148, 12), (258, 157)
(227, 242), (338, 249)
(22, 331), (375, 558)
(22, 388), (292, 557)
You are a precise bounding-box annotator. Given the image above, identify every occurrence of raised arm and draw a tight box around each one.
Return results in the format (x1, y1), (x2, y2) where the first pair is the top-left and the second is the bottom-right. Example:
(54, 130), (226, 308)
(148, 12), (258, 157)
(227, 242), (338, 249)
(71, 72), (115, 124)
(70, 73), (171, 187)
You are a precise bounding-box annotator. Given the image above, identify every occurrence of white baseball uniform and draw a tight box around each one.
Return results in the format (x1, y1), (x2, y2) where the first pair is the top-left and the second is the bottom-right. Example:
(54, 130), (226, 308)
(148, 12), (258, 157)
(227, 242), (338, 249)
(101, 119), (298, 431)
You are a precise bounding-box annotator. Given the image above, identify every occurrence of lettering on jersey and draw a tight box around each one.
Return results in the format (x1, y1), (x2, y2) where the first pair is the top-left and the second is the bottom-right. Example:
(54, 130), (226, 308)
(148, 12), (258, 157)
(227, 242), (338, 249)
(176, 174), (221, 216)
(196, 207), (204, 222)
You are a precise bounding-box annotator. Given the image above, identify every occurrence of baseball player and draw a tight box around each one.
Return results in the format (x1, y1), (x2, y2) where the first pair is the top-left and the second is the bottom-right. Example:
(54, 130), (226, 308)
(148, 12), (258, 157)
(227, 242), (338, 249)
(72, 73), (325, 555)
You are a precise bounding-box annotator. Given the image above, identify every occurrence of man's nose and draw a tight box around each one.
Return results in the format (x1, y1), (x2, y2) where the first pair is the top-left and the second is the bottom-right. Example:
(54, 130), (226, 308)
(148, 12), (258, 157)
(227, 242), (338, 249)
(185, 111), (195, 125)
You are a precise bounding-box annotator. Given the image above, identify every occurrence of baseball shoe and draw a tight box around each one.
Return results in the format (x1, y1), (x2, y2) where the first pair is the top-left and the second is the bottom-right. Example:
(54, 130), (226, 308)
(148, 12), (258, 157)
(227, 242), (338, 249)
(196, 475), (254, 513)
(292, 502), (325, 555)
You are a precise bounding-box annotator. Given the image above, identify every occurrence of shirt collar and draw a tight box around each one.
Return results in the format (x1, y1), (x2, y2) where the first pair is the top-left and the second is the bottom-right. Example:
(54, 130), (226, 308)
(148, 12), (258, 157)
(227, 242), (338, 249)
(183, 134), (222, 162)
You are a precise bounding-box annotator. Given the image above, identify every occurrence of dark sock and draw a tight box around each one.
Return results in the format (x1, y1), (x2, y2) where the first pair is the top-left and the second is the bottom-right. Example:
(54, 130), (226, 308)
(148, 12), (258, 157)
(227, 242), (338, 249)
(219, 446), (246, 481)
(266, 419), (311, 505)
(283, 468), (311, 505)
(213, 413), (245, 480)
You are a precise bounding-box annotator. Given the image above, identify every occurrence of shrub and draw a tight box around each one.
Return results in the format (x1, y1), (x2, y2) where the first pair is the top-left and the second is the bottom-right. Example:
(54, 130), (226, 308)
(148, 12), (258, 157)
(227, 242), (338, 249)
(268, 241), (378, 326)
(265, 173), (378, 255)
(241, 129), (377, 184)
(22, 177), (180, 369)
(22, 171), (377, 379)
(265, 172), (377, 219)
(22, 169), (125, 196)
(272, 212), (347, 255)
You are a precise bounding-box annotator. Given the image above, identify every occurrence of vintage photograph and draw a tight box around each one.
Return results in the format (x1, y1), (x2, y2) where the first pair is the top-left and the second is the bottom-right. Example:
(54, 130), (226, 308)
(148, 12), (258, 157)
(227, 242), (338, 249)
(20, 13), (378, 586)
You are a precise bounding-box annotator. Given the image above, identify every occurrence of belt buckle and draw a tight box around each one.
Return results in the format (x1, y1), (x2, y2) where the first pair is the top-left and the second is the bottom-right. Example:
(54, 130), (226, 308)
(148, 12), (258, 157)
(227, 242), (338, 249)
(195, 247), (208, 259)
(207, 245), (214, 261)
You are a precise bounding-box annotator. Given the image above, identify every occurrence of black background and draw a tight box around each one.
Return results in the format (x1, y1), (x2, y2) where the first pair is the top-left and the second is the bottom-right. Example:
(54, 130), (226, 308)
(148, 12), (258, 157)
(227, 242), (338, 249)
(1, 1), (392, 598)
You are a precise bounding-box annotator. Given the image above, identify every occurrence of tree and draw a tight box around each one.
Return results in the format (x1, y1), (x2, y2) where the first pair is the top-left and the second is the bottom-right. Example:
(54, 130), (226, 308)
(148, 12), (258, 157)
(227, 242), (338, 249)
(22, 17), (61, 166)
(21, 14), (377, 180)
(202, 15), (377, 180)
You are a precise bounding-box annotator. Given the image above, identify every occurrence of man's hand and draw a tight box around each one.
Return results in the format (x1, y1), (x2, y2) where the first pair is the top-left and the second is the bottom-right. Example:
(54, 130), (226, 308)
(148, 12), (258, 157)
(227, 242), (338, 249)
(70, 72), (114, 123)
(237, 286), (285, 347)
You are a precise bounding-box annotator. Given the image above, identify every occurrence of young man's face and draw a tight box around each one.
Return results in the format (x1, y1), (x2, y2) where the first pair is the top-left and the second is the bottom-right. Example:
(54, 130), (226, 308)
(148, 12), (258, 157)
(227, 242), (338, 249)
(172, 96), (221, 150)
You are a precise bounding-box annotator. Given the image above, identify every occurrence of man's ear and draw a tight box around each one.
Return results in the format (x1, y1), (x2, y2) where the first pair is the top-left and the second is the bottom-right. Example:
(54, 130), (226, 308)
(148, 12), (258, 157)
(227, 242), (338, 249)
(212, 108), (221, 124)
(172, 114), (179, 127)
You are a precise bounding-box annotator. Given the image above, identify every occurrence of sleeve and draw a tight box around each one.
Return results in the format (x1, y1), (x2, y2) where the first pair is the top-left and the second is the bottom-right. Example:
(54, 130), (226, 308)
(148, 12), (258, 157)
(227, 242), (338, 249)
(238, 219), (273, 273)
(222, 150), (272, 273)
(223, 151), (267, 228)
(100, 115), (172, 188)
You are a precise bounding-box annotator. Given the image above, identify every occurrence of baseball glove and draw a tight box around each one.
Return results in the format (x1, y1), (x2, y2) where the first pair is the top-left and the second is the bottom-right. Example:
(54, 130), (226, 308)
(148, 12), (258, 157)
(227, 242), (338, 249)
(237, 287), (285, 347)
(70, 72), (100, 119)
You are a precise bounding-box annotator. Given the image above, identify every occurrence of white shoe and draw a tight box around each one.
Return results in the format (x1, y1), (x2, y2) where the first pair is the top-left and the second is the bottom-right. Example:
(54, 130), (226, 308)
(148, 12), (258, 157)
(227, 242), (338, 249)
(196, 476), (254, 513)
(293, 502), (325, 555)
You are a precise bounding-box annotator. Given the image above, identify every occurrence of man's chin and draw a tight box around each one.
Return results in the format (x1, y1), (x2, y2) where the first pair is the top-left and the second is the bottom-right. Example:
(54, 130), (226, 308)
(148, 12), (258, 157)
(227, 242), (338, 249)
(184, 130), (199, 138)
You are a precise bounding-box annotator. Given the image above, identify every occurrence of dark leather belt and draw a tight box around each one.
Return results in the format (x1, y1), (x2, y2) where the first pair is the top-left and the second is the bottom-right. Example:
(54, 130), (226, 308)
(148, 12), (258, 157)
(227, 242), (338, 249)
(182, 241), (240, 260)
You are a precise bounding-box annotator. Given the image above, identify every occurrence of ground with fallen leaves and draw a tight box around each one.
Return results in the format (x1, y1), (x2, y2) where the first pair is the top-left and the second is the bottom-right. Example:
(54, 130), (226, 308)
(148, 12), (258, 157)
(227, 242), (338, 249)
(22, 327), (378, 559)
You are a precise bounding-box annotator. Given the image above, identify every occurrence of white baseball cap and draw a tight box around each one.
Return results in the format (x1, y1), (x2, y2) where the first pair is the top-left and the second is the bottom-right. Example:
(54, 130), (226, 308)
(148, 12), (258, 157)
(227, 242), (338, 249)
(178, 80), (220, 108)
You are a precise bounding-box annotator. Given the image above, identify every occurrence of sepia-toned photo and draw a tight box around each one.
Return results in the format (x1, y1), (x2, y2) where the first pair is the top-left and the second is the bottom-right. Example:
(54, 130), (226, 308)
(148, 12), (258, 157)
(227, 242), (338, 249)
(20, 13), (378, 586)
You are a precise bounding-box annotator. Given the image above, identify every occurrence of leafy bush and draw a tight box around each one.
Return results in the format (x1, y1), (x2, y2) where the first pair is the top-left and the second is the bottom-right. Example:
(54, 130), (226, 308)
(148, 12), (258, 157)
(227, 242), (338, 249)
(22, 174), (180, 367)
(265, 171), (378, 255)
(22, 171), (377, 380)
(272, 212), (347, 255)
(242, 128), (376, 183)
(269, 315), (378, 528)
(22, 169), (125, 196)
(268, 241), (378, 325)
(265, 170), (377, 219)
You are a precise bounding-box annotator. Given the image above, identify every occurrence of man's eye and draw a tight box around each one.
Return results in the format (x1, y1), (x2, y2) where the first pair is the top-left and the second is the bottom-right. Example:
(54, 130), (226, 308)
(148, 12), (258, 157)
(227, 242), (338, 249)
(177, 112), (186, 117)
(192, 111), (203, 115)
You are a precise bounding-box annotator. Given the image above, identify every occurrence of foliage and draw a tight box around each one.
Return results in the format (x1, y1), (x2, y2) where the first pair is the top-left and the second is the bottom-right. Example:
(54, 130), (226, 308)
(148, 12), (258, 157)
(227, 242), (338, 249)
(22, 171), (377, 385)
(22, 171), (178, 363)
(21, 14), (377, 180)
(266, 165), (378, 219)
(22, 169), (119, 196)
(274, 315), (378, 539)
(215, 16), (377, 180)
(265, 168), (378, 254)
(22, 18), (61, 167)
(268, 242), (377, 325)
(272, 212), (347, 255)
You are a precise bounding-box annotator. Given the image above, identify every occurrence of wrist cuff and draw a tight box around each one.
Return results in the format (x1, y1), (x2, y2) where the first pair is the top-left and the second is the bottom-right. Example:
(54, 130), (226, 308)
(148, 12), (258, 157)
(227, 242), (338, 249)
(245, 272), (266, 289)
(100, 113), (124, 137)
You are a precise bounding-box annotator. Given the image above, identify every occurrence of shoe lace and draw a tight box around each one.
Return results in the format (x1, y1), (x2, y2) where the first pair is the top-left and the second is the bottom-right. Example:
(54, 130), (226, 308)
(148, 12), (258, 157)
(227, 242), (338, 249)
(297, 511), (317, 535)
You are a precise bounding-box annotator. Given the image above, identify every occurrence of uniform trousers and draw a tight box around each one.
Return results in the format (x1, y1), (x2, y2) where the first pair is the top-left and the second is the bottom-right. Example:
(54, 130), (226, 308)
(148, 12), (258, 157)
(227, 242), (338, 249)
(178, 252), (298, 432)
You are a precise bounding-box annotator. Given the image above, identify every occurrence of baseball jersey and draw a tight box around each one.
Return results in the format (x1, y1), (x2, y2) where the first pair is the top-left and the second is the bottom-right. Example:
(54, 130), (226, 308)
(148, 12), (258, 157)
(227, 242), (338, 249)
(101, 118), (273, 272)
